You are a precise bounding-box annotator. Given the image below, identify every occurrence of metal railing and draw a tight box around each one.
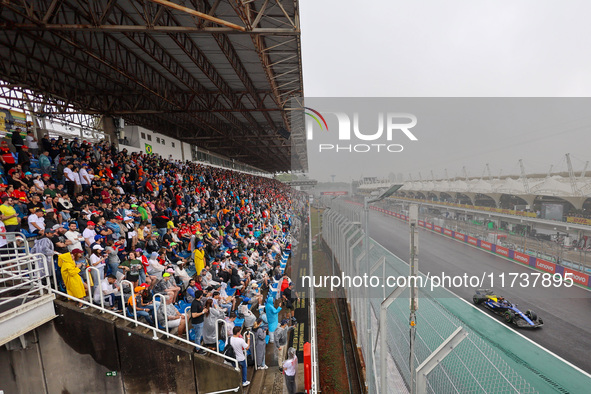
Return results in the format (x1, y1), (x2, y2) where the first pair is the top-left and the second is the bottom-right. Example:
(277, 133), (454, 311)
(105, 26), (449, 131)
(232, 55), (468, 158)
(153, 293), (168, 338)
(1, 232), (30, 261)
(245, 329), (257, 371)
(307, 196), (319, 393)
(0, 253), (49, 307)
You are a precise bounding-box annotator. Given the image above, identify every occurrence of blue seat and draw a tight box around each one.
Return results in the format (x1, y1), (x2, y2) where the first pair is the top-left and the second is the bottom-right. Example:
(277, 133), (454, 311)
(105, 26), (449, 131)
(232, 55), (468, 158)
(226, 287), (236, 297)
(189, 328), (195, 342)
(177, 300), (190, 313)
(234, 317), (244, 327)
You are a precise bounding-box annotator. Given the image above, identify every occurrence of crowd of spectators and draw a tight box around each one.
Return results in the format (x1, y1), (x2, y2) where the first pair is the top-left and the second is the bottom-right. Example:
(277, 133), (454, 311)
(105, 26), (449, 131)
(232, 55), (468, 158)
(0, 128), (304, 389)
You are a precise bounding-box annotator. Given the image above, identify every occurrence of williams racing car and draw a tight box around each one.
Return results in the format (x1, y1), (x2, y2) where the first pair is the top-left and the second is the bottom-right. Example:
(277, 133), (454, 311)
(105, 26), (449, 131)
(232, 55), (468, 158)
(472, 289), (543, 328)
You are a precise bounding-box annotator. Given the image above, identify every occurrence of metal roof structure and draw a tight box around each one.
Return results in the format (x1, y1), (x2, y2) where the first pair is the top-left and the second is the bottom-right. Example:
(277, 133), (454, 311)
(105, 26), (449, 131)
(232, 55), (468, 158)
(0, 0), (306, 173)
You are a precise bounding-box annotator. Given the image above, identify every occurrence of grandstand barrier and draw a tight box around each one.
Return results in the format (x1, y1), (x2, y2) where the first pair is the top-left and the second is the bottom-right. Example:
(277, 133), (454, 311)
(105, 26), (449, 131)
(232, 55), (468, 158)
(348, 201), (591, 290)
(323, 202), (591, 393)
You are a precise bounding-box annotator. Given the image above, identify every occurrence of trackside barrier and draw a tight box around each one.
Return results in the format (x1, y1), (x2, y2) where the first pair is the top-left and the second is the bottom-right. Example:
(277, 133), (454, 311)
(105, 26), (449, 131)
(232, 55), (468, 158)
(324, 201), (539, 394)
(2, 232), (30, 260)
(203, 387), (240, 394)
(358, 201), (591, 289)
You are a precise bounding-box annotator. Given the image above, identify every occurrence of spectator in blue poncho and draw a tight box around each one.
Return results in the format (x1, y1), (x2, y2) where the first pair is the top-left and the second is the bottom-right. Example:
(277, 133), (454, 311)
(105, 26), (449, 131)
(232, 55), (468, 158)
(265, 295), (281, 343)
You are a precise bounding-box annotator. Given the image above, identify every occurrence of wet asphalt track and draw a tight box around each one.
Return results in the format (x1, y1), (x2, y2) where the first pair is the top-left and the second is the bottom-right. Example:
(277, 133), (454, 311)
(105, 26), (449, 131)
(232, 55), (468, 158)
(368, 210), (591, 374)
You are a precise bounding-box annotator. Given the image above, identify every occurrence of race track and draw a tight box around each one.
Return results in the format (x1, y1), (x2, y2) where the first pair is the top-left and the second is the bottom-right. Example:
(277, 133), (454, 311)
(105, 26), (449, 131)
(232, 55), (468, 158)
(368, 210), (591, 374)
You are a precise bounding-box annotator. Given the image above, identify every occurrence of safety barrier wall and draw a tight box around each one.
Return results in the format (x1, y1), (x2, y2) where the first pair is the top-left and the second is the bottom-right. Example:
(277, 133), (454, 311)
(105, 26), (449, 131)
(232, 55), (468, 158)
(349, 201), (591, 289)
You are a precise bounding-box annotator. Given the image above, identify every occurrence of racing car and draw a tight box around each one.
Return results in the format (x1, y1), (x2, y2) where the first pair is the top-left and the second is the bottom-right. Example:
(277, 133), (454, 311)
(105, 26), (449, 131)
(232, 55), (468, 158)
(472, 289), (543, 328)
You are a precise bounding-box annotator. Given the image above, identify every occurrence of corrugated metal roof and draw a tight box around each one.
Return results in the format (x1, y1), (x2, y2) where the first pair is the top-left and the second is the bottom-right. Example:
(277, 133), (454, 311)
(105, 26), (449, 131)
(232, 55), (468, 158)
(0, 0), (306, 173)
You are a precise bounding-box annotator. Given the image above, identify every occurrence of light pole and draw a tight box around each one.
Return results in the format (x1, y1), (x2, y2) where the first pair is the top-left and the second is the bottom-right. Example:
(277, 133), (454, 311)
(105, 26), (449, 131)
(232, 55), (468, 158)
(409, 204), (419, 394)
(363, 184), (403, 392)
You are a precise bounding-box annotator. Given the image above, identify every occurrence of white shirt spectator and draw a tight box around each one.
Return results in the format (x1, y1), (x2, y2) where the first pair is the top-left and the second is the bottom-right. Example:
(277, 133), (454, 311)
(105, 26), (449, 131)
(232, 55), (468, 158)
(93, 277), (118, 304)
(72, 171), (81, 186)
(64, 167), (75, 182)
(229, 336), (249, 362)
(82, 227), (96, 246)
(65, 230), (83, 251)
(26, 135), (38, 149)
(28, 213), (45, 233)
(80, 168), (91, 185)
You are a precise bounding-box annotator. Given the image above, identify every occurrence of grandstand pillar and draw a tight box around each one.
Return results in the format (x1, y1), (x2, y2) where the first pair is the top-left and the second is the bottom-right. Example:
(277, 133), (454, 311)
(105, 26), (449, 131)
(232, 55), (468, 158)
(102, 116), (119, 148)
(520, 195), (537, 209)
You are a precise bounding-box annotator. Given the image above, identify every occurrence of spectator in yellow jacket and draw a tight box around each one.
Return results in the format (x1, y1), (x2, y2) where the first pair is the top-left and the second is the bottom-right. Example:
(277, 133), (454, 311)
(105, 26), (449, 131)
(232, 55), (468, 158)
(58, 249), (87, 308)
(193, 241), (205, 273)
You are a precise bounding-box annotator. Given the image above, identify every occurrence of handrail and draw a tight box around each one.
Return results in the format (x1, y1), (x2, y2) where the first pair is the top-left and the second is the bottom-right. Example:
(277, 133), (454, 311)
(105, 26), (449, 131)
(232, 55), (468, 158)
(85, 266), (104, 312)
(0, 253), (49, 308)
(215, 318), (228, 353)
(153, 293), (169, 339)
(245, 329), (257, 371)
(184, 306), (191, 342)
(203, 387), (240, 394)
(120, 279), (137, 323)
(2, 231), (30, 259)
(51, 287), (240, 369)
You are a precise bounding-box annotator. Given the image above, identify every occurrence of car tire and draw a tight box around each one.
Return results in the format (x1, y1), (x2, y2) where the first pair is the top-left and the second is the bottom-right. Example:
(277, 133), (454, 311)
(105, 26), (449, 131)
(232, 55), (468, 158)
(504, 310), (515, 323)
(525, 310), (537, 321)
(473, 295), (483, 304)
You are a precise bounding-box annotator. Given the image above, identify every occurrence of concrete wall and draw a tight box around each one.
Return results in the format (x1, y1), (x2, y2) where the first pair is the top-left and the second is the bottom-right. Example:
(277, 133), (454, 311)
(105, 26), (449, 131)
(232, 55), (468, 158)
(0, 301), (242, 394)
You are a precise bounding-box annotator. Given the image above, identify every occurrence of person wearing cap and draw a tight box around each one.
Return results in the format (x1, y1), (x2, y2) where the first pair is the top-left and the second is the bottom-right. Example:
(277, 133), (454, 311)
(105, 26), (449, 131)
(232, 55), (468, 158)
(57, 249), (87, 308)
(154, 271), (180, 302)
(157, 294), (186, 336)
(123, 216), (137, 251)
(89, 244), (107, 295)
(93, 274), (121, 311)
(48, 224), (71, 255)
(27, 208), (46, 235)
(82, 221), (96, 249)
(127, 286), (155, 326)
(274, 318), (293, 370)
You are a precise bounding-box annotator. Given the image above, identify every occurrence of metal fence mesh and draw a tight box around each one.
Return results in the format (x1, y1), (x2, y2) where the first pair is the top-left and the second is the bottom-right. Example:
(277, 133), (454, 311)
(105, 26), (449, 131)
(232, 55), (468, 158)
(323, 202), (539, 394)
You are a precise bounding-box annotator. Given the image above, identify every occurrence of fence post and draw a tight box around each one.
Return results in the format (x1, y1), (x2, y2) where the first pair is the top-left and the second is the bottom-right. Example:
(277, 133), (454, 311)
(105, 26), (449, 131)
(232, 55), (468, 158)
(415, 327), (468, 393)
(380, 285), (407, 394)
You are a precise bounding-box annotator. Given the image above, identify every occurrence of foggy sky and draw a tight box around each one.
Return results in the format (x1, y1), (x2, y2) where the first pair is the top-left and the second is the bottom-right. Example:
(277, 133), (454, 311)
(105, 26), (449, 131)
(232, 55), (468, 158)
(298, 1), (591, 182)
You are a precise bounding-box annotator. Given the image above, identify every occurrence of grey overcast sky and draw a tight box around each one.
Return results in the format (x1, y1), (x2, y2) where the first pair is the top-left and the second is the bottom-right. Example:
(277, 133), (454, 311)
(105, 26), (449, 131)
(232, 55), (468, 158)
(298, 1), (591, 182)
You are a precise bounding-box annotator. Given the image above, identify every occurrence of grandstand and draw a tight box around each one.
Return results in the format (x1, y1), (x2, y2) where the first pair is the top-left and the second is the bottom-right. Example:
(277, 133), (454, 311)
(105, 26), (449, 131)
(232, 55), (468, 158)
(0, 1), (315, 393)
